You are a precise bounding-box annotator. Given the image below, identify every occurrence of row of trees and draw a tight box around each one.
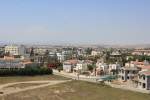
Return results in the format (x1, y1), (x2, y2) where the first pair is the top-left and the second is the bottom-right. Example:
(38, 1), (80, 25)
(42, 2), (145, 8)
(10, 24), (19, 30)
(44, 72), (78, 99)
(0, 67), (53, 76)
(128, 55), (150, 62)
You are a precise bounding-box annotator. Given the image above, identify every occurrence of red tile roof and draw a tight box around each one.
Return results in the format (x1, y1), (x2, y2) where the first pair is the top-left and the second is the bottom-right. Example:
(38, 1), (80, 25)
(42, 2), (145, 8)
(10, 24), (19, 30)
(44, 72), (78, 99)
(139, 71), (150, 76)
(140, 66), (150, 70)
(131, 61), (144, 65)
(64, 59), (78, 65)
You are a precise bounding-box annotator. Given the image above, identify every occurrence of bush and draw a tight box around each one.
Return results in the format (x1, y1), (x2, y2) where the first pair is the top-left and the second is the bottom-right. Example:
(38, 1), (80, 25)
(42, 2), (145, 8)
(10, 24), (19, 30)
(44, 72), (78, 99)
(0, 67), (53, 76)
(87, 64), (95, 71)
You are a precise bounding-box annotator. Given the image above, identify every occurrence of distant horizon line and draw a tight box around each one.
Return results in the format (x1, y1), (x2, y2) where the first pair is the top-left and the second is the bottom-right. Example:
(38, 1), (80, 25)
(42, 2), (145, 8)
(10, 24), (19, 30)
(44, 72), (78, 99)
(0, 40), (150, 47)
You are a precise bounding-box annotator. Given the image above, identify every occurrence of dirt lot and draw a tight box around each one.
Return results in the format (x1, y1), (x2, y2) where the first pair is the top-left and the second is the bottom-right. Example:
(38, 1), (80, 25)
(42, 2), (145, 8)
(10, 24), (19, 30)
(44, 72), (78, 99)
(4, 83), (47, 89)
(0, 75), (69, 85)
(1, 81), (150, 100)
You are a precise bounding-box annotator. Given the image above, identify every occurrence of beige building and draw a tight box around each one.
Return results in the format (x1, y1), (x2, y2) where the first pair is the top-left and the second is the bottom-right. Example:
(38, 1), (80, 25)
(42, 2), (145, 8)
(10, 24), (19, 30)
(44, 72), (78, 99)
(5, 45), (25, 56)
(91, 50), (101, 56)
(34, 48), (47, 55)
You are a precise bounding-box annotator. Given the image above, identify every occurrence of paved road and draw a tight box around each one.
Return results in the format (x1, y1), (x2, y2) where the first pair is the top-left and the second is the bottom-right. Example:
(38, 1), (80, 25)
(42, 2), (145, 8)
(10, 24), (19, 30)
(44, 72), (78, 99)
(0, 80), (71, 96)
(53, 70), (99, 83)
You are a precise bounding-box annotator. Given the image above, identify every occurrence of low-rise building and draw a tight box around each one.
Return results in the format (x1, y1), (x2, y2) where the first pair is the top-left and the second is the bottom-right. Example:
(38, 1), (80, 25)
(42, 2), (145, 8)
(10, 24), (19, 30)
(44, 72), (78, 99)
(73, 60), (93, 73)
(95, 60), (109, 76)
(96, 61), (108, 71)
(132, 49), (150, 56)
(109, 63), (121, 75)
(77, 48), (84, 56)
(131, 60), (149, 67)
(111, 51), (121, 56)
(139, 66), (150, 71)
(0, 56), (34, 69)
(0, 56), (23, 69)
(0, 46), (4, 52)
(91, 50), (101, 56)
(63, 59), (78, 73)
(137, 71), (150, 90)
(118, 66), (140, 82)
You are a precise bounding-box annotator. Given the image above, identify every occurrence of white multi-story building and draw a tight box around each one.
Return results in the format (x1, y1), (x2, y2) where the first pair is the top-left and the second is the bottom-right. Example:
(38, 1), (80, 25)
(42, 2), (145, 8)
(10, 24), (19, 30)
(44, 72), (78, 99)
(5, 45), (25, 56)
(73, 60), (93, 73)
(91, 50), (101, 56)
(56, 53), (65, 62)
(95, 60), (109, 76)
(96, 61), (108, 71)
(63, 60), (78, 73)
(109, 63), (121, 75)
(98, 63), (108, 71)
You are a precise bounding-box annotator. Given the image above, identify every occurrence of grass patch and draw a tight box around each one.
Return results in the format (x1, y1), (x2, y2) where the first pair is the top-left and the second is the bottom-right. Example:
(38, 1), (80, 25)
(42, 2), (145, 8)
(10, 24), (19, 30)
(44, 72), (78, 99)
(1, 81), (150, 100)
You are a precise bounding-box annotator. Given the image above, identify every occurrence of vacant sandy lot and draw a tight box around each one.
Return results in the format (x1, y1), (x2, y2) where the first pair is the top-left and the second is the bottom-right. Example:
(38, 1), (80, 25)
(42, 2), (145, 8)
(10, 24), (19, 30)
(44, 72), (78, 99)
(1, 81), (150, 100)
(0, 80), (70, 97)
(0, 75), (69, 85)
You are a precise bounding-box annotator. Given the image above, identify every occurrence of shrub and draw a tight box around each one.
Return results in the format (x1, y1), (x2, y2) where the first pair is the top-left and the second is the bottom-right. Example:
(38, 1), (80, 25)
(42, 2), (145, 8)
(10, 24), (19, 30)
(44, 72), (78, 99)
(0, 67), (53, 76)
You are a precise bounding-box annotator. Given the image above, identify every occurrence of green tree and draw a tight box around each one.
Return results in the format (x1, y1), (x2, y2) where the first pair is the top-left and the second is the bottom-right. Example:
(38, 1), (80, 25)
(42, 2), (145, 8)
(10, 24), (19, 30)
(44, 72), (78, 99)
(86, 48), (92, 55)
(87, 65), (94, 71)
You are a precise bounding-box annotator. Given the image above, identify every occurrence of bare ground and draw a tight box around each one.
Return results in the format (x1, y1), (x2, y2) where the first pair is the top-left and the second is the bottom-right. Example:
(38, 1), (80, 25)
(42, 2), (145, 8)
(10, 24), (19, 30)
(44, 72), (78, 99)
(0, 81), (150, 100)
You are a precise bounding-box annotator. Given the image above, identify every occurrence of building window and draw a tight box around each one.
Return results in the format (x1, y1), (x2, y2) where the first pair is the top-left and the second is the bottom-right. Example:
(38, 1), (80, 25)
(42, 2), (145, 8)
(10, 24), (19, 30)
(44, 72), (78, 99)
(122, 70), (124, 73)
(122, 76), (124, 80)
(143, 83), (146, 88)
(139, 75), (141, 79)
(143, 75), (145, 80)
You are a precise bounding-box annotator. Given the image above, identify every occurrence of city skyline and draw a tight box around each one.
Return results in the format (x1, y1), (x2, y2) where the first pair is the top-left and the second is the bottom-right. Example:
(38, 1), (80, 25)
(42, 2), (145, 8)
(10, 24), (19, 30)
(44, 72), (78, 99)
(0, 0), (150, 44)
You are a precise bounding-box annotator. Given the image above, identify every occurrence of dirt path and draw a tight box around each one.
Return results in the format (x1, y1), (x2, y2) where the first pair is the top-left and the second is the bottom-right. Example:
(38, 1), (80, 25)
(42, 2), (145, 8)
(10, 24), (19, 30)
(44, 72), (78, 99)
(0, 80), (71, 96)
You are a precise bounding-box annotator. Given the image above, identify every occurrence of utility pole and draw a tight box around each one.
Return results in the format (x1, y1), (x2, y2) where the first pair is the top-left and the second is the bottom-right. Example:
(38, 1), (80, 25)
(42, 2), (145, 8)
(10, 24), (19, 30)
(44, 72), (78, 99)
(77, 68), (80, 80)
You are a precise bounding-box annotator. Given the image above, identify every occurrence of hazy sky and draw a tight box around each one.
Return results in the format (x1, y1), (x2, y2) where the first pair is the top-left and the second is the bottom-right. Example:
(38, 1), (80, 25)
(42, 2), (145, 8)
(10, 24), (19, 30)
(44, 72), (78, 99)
(0, 0), (150, 44)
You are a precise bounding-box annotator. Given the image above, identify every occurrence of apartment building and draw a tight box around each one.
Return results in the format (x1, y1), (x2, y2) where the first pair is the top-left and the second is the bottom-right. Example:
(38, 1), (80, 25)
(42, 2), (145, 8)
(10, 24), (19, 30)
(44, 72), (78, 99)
(5, 45), (25, 56)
